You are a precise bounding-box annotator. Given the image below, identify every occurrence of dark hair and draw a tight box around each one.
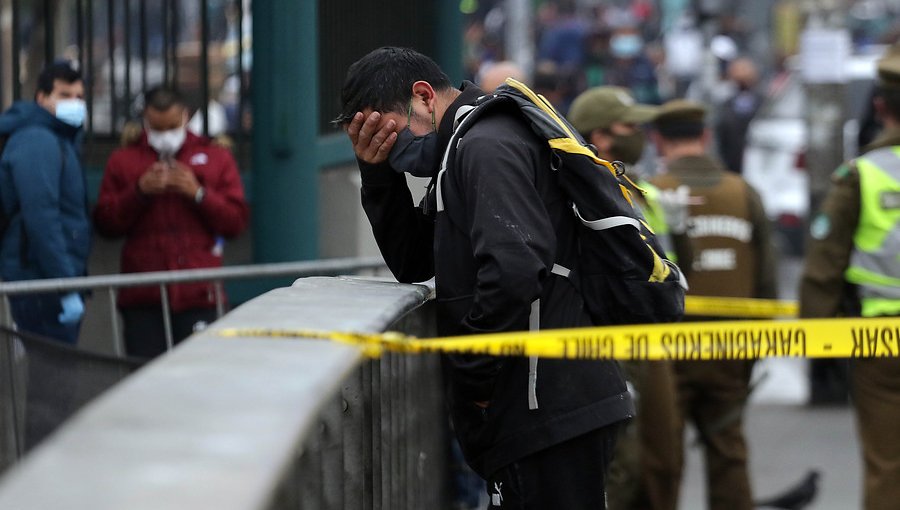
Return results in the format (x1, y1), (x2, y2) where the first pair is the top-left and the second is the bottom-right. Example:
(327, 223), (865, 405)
(35, 61), (82, 99)
(533, 67), (561, 93)
(655, 122), (705, 141)
(334, 47), (452, 125)
(877, 85), (900, 121)
(143, 85), (185, 111)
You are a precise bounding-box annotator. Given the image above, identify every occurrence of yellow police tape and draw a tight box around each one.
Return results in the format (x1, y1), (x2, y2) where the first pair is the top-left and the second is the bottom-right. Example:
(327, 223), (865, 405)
(684, 296), (798, 318)
(217, 316), (900, 361)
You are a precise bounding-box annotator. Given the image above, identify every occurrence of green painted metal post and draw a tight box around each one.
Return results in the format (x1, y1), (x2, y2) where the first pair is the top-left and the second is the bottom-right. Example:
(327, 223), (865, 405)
(251, 0), (319, 262)
(436, 0), (464, 85)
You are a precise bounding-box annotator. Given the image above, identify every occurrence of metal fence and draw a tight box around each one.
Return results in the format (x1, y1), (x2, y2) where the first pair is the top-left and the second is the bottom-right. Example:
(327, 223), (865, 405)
(0, 256), (388, 357)
(0, 276), (450, 509)
(0, 0), (251, 168)
(0, 257), (388, 468)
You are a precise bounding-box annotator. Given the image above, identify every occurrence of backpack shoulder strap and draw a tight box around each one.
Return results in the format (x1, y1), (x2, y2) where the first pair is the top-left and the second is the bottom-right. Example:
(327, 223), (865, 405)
(435, 93), (513, 214)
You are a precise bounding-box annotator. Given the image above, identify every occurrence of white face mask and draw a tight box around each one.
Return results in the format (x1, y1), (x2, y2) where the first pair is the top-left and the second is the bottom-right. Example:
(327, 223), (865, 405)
(147, 127), (187, 158)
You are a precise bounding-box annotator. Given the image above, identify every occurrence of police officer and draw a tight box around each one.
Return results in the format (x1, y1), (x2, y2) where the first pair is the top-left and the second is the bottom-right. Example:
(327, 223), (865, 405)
(799, 43), (900, 510)
(649, 100), (777, 510)
(568, 86), (693, 265)
(567, 86), (688, 510)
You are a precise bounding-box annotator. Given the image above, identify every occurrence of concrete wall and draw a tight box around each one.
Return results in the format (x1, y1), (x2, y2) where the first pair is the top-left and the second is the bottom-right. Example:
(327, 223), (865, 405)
(0, 277), (447, 509)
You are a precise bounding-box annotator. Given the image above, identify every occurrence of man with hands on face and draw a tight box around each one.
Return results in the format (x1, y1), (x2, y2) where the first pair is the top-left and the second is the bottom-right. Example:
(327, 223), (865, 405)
(94, 86), (249, 359)
(338, 47), (632, 509)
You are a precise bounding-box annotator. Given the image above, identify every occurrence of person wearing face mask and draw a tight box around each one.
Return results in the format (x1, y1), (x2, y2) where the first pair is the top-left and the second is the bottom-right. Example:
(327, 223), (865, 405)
(94, 86), (249, 359)
(568, 85), (689, 510)
(606, 25), (662, 106)
(0, 61), (90, 345)
(337, 47), (633, 509)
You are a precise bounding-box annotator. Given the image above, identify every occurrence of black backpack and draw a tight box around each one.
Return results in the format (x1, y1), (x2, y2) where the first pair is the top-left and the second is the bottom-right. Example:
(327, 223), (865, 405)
(436, 79), (686, 325)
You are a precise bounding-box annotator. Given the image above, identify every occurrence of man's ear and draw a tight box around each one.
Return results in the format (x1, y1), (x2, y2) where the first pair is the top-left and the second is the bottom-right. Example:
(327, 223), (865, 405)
(411, 81), (437, 113)
(35, 91), (49, 109)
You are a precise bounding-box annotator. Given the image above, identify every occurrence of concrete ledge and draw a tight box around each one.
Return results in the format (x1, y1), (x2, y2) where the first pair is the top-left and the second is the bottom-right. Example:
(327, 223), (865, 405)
(0, 277), (431, 510)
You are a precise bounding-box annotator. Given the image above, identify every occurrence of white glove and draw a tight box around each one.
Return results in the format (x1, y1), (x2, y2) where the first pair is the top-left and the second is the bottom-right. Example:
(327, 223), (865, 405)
(657, 185), (692, 235)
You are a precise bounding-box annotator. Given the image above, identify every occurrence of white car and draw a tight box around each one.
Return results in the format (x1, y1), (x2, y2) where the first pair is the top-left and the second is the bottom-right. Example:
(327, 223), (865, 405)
(741, 48), (883, 255)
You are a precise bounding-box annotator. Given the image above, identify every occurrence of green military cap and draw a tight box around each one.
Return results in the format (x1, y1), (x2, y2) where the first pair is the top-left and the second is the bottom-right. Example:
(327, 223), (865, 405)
(568, 86), (658, 133)
(653, 99), (707, 127)
(877, 43), (900, 89)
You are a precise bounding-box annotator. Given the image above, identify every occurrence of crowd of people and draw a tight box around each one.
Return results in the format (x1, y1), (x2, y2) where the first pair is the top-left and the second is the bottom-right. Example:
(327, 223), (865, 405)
(333, 15), (900, 510)
(5, 2), (900, 509)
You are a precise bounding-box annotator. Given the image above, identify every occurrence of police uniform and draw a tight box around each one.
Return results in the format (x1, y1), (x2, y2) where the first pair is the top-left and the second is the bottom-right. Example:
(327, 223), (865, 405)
(568, 87), (684, 510)
(650, 100), (777, 510)
(799, 44), (900, 510)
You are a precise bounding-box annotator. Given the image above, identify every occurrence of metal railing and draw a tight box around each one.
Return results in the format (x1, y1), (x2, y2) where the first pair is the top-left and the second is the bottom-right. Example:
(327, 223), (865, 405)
(0, 256), (387, 356)
(0, 276), (448, 509)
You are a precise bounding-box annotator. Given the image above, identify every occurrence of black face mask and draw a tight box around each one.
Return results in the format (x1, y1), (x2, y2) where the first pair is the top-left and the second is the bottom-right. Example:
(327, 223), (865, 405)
(610, 131), (646, 166)
(388, 100), (439, 178)
(388, 128), (439, 178)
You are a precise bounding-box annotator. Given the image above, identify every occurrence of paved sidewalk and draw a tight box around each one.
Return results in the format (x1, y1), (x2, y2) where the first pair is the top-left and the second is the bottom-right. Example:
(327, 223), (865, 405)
(679, 403), (861, 509)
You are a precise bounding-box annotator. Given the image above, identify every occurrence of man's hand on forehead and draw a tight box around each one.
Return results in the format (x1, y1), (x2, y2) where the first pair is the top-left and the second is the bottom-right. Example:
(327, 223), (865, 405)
(346, 111), (398, 165)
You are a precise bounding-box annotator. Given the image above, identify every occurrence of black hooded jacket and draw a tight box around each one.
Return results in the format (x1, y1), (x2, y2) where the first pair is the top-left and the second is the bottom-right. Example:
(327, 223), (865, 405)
(358, 82), (633, 477)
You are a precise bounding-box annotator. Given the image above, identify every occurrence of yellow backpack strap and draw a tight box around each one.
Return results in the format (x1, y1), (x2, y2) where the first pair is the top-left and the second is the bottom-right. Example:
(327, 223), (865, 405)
(504, 78), (634, 205)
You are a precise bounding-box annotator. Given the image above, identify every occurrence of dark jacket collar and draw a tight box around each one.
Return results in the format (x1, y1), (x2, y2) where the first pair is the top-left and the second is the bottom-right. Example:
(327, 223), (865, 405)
(0, 101), (81, 139)
(436, 81), (486, 155)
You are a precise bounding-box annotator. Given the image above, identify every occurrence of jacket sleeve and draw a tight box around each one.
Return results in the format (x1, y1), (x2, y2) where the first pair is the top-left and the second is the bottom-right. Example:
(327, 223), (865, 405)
(747, 186), (778, 299)
(8, 130), (77, 278)
(196, 149), (249, 238)
(93, 149), (151, 237)
(359, 159), (435, 283)
(799, 169), (860, 317)
(455, 130), (556, 333)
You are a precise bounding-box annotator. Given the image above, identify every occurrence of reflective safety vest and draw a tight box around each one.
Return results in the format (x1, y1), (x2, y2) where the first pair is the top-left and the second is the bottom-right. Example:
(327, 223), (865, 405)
(845, 146), (900, 317)
(637, 179), (676, 261)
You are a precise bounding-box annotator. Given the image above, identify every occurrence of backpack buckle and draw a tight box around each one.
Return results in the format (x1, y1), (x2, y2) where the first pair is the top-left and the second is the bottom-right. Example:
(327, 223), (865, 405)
(612, 160), (626, 177)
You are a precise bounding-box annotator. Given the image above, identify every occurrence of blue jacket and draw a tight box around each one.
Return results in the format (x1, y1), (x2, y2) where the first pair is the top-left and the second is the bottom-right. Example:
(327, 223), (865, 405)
(0, 101), (90, 281)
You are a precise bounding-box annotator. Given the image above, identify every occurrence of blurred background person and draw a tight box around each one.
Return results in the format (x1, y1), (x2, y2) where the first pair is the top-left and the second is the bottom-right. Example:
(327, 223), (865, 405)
(799, 42), (900, 510)
(650, 100), (777, 510)
(93, 86), (249, 359)
(0, 61), (90, 345)
(477, 60), (526, 91)
(715, 57), (763, 174)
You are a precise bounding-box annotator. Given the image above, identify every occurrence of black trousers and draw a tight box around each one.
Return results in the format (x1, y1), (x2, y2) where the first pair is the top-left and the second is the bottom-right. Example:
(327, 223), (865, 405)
(485, 423), (620, 509)
(121, 306), (218, 359)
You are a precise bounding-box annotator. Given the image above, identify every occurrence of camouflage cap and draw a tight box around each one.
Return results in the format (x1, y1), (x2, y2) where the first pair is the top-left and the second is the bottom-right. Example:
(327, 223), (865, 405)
(877, 43), (900, 89)
(653, 99), (707, 127)
(567, 86), (658, 133)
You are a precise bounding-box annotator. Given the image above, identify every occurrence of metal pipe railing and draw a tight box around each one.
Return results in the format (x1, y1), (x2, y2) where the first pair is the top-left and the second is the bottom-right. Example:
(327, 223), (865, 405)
(0, 257), (387, 355)
(0, 257), (387, 295)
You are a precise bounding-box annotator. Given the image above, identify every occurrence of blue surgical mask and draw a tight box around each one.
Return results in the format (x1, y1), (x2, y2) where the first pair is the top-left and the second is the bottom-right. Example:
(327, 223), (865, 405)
(388, 100), (439, 178)
(55, 99), (87, 127)
(610, 34), (643, 59)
